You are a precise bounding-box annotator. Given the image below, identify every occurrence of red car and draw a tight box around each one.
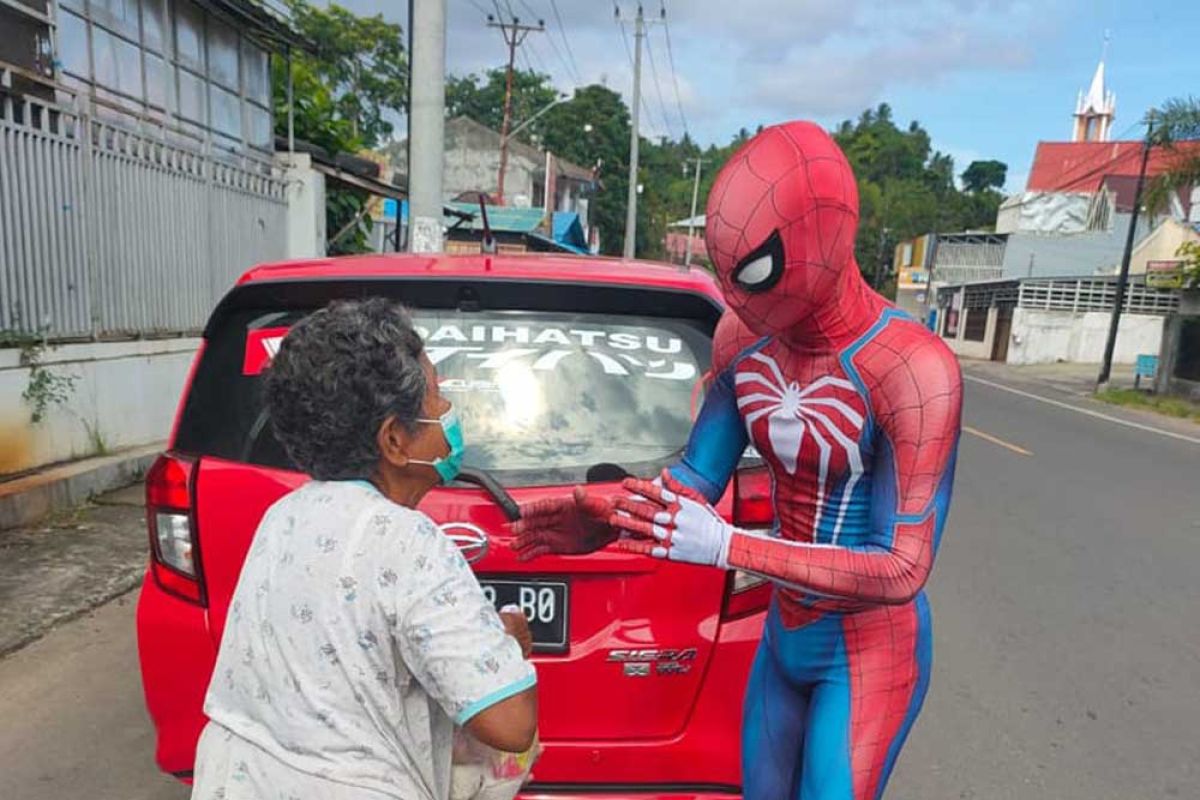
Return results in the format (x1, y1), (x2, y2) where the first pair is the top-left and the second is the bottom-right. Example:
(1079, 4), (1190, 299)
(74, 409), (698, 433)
(136, 253), (773, 799)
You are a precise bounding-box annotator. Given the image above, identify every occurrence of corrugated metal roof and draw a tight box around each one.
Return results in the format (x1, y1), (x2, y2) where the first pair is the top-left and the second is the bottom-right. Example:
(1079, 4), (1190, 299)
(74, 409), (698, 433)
(445, 203), (546, 233)
(1026, 141), (1199, 193)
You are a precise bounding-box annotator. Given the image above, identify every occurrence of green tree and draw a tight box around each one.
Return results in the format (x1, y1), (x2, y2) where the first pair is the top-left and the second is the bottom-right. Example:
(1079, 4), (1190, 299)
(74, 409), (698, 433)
(284, 0), (407, 147)
(274, 1), (408, 254)
(540, 85), (632, 256)
(446, 68), (559, 144)
(962, 160), (1008, 193)
(833, 105), (1006, 283)
(1144, 96), (1200, 217)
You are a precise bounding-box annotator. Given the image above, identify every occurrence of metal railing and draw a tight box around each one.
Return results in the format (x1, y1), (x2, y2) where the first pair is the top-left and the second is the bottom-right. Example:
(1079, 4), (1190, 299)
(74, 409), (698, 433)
(1016, 278), (1180, 315)
(1, 90), (288, 339)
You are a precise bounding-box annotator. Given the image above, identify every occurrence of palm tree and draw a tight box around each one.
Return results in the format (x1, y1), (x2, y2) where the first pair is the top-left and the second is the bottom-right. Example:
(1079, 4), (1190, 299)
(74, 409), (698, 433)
(1144, 97), (1200, 215)
(1144, 97), (1200, 287)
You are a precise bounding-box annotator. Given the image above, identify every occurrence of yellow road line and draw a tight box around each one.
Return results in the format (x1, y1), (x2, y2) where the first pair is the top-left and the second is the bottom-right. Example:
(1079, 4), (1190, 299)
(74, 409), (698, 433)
(963, 425), (1033, 456)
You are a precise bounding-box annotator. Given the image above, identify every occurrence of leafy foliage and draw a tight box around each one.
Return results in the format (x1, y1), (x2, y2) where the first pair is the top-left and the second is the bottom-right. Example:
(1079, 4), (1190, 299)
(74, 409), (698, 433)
(274, 1), (408, 254)
(444, 72), (1009, 268)
(962, 160), (1008, 193)
(1177, 240), (1200, 288)
(0, 328), (77, 423)
(283, 0), (407, 147)
(447, 68), (559, 144)
(1144, 96), (1200, 218)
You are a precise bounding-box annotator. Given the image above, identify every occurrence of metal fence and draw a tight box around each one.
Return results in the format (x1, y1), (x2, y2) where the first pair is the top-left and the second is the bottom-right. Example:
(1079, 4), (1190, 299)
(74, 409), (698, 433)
(937, 277), (1180, 316)
(1, 92), (288, 340)
(1017, 278), (1180, 315)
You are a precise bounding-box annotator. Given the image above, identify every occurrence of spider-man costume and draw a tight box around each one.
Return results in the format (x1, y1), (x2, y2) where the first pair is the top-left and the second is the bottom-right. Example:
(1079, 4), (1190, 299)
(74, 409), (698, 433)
(512, 121), (962, 800)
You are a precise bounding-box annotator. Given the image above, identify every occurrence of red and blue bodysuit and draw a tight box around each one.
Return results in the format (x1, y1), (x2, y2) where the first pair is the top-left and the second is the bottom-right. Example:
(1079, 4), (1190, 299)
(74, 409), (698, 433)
(513, 121), (962, 800)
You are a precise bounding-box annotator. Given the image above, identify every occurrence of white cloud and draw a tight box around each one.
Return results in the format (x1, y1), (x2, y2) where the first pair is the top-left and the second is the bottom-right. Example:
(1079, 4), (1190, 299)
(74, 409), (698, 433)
(324, 0), (1052, 145)
(749, 24), (1034, 118)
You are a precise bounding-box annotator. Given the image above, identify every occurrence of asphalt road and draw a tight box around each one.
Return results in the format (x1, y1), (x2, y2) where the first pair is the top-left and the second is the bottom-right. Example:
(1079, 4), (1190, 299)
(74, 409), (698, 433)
(0, 368), (1197, 800)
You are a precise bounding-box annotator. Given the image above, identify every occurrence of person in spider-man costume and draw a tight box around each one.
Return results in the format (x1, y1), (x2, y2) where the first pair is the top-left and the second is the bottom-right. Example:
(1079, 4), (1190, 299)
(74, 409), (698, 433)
(512, 121), (962, 800)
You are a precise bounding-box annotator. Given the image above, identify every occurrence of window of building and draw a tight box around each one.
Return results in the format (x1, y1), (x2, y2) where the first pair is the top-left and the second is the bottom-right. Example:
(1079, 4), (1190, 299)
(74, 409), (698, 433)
(52, 0), (274, 156)
(963, 308), (989, 342)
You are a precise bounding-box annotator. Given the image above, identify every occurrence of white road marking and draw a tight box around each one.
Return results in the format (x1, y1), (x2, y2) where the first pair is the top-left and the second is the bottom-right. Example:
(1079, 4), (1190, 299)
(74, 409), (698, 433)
(964, 374), (1200, 447)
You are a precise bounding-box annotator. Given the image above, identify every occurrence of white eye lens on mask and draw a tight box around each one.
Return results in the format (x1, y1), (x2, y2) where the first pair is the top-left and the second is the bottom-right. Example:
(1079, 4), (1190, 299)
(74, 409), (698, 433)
(736, 253), (774, 287)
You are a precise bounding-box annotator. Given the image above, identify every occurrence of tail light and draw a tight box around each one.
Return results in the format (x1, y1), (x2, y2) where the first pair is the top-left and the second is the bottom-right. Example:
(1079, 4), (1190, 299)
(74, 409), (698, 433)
(145, 453), (206, 606)
(723, 464), (774, 620)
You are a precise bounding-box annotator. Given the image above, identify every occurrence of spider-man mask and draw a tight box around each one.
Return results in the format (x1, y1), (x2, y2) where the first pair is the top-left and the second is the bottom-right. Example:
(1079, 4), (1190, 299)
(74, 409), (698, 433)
(705, 121), (860, 339)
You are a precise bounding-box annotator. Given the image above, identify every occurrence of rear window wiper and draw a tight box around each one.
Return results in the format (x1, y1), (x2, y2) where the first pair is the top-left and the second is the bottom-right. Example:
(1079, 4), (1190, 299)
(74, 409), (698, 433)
(456, 467), (521, 521)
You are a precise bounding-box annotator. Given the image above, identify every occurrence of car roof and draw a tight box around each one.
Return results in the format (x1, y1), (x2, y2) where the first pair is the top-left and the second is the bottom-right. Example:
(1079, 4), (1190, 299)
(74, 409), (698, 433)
(237, 253), (723, 300)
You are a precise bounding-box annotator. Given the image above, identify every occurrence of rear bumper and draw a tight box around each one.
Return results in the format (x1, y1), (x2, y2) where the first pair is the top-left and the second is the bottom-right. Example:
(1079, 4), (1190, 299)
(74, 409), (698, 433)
(523, 611), (762, 789)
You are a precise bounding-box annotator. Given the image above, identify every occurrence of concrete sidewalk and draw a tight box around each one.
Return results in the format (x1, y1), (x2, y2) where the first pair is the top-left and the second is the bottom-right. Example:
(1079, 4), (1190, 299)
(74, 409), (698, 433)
(0, 444), (161, 530)
(0, 483), (148, 657)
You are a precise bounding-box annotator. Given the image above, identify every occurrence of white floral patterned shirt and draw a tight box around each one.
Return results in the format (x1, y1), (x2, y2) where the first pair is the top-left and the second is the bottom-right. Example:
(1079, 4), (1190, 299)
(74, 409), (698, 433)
(195, 480), (535, 800)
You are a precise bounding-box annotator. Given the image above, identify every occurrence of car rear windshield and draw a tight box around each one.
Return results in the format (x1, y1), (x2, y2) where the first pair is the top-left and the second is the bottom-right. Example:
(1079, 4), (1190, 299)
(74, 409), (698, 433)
(175, 306), (713, 486)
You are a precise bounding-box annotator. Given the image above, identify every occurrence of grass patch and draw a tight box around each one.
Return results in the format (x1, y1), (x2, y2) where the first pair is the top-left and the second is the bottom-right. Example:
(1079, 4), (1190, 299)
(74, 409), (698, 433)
(1096, 388), (1200, 423)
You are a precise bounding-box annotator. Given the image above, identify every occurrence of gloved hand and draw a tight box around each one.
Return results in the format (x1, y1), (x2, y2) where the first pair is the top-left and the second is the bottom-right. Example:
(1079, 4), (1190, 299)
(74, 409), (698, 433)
(508, 487), (616, 561)
(609, 470), (734, 568)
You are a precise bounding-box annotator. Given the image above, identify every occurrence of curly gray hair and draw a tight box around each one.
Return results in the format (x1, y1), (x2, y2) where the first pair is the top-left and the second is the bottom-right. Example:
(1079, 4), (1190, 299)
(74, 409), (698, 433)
(263, 298), (427, 480)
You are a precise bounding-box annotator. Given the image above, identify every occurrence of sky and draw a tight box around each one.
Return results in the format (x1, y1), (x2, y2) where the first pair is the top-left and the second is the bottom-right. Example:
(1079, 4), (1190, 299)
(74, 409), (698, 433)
(333, 0), (1200, 192)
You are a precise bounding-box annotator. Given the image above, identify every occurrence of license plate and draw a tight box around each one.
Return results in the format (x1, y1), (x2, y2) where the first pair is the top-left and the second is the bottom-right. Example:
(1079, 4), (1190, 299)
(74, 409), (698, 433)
(479, 579), (569, 654)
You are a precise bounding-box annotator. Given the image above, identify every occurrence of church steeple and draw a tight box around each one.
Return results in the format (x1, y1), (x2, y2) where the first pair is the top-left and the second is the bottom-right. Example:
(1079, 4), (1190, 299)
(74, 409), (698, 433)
(1073, 37), (1116, 142)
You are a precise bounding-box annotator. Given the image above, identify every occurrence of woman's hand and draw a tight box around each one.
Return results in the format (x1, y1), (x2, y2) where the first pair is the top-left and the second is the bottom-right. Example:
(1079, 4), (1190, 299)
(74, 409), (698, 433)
(509, 487), (617, 561)
(500, 606), (533, 659)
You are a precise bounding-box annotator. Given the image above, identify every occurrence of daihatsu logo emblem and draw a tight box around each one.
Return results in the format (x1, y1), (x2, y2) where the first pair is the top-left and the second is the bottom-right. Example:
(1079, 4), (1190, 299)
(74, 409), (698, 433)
(439, 523), (490, 565)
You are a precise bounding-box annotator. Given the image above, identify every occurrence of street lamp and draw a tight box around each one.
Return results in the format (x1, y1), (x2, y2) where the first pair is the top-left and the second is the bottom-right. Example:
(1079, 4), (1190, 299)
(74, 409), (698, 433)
(501, 92), (569, 147)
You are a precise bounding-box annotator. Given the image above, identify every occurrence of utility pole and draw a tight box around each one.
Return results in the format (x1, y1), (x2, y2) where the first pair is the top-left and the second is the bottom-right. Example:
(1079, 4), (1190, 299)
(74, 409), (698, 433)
(618, 4), (661, 259)
(407, 0), (446, 252)
(683, 157), (707, 267)
(1098, 114), (1156, 389)
(488, 13), (544, 205)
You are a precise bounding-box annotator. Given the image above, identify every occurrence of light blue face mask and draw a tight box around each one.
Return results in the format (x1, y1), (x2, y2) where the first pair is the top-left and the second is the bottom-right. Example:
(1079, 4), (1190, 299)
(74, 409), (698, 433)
(411, 407), (465, 484)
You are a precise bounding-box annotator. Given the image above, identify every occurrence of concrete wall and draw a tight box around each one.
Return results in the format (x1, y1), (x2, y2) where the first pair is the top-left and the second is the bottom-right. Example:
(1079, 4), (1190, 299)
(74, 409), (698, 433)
(279, 153), (327, 258)
(1007, 308), (1163, 366)
(0, 339), (199, 477)
(1130, 218), (1200, 275)
(939, 307), (997, 360)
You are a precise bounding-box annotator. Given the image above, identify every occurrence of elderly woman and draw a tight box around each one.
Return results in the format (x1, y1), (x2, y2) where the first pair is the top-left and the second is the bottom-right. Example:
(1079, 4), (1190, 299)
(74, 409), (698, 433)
(191, 298), (537, 800)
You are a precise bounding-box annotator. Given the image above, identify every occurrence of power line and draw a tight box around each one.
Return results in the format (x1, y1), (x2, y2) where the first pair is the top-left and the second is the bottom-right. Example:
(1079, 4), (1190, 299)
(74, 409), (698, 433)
(999, 119), (1146, 213)
(614, 4), (660, 140)
(535, 9), (579, 85)
(547, 0), (582, 85)
(465, 0), (491, 16)
(643, 25), (674, 139)
(660, 0), (689, 138)
(513, 0), (576, 85)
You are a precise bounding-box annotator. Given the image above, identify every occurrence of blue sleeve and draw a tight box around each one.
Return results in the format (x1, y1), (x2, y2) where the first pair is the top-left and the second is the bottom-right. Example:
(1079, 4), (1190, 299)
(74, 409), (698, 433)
(669, 364), (748, 504)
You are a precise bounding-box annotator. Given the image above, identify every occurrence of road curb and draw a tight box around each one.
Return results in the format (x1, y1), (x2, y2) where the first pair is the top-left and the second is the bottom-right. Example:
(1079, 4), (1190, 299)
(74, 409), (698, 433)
(0, 445), (162, 531)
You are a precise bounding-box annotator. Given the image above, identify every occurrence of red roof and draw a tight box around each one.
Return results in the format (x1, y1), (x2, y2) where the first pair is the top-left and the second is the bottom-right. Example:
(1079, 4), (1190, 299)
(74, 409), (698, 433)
(1026, 140), (1197, 193)
(237, 252), (722, 297)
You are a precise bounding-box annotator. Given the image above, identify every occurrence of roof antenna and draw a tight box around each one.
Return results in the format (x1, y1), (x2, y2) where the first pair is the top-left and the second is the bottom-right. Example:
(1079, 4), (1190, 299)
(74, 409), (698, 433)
(478, 193), (497, 254)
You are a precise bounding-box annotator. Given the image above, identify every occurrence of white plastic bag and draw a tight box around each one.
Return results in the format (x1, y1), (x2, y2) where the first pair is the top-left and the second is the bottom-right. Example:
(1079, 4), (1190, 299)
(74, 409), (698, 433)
(449, 728), (540, 800)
